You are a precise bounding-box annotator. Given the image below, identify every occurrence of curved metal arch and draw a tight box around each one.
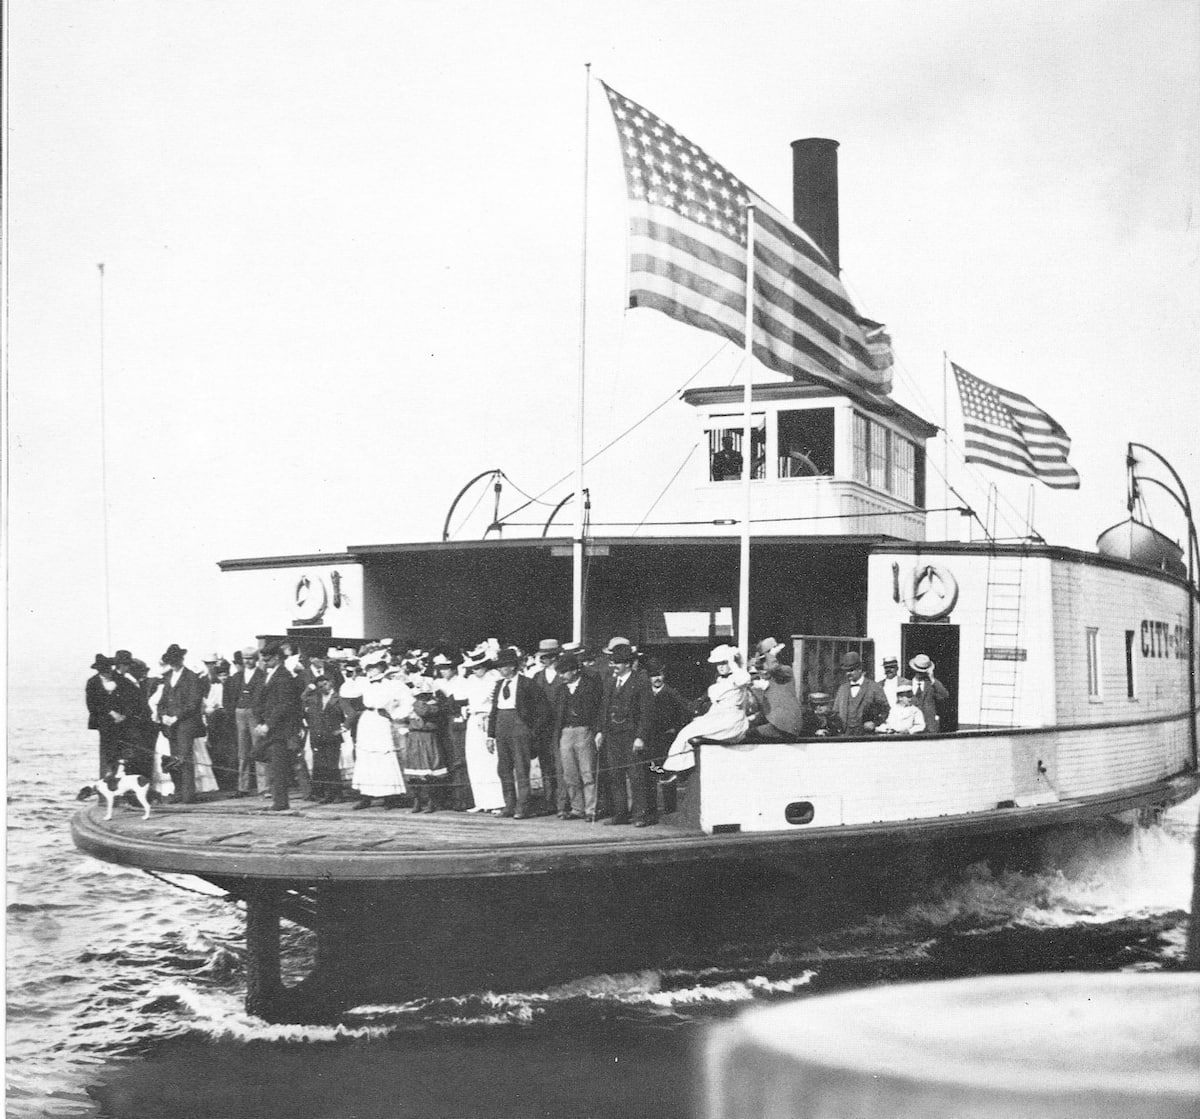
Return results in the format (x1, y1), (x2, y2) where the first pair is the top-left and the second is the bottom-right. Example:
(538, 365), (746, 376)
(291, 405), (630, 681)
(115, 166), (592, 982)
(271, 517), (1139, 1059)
(442, 469), (502, 542)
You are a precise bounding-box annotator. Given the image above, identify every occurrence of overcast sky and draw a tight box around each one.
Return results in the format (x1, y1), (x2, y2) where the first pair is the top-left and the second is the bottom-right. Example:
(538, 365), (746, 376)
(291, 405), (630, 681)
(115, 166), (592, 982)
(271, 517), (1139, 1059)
(6, 0), (1199, 683)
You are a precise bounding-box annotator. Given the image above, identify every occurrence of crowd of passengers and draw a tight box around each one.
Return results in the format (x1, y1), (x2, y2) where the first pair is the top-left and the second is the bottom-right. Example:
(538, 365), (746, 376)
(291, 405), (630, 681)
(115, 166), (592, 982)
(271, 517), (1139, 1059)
(85, 637), (950, 824)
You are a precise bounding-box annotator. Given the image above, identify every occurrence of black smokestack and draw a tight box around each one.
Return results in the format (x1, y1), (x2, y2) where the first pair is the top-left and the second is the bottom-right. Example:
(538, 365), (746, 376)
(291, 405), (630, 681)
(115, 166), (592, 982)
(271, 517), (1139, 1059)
(790, 138), (840, 274)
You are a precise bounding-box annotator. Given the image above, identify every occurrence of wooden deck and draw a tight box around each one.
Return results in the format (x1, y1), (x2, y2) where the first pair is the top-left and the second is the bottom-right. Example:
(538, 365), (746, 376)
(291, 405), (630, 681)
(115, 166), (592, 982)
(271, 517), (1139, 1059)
(70, 773), (1200, 884)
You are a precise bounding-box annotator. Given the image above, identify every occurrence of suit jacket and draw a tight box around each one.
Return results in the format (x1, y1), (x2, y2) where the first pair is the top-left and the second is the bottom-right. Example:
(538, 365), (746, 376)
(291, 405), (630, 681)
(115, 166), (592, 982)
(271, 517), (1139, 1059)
(910, 677), (950, 734)
(550, 672), (604, 740)
(304, 690), (346, 747)
(227, 667), (265, 710)
(156, 667), (206, 740)
(600, 669), (653, 741)
(253, 667), (304, 746)
(832, 677), (890, 735)
(647, 683), (691, 753)
(487, 673), (551, 738)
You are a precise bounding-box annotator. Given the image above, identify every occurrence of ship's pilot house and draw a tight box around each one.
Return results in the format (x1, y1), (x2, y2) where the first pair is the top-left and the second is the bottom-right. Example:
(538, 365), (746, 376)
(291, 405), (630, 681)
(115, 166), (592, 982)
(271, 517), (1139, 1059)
(682, 382), (935, 542)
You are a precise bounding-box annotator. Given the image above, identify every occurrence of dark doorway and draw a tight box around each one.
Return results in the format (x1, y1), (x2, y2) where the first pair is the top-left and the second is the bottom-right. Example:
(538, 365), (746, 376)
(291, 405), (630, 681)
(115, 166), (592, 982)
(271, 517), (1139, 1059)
(901, 623), (960, 732)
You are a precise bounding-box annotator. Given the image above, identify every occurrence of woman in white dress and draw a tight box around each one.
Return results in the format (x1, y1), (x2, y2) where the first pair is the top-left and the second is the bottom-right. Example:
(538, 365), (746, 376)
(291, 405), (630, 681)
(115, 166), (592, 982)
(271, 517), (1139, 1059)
(460, 647), (505, 812)
(662, 644), (751, 773)
(350, 650), (408, 809)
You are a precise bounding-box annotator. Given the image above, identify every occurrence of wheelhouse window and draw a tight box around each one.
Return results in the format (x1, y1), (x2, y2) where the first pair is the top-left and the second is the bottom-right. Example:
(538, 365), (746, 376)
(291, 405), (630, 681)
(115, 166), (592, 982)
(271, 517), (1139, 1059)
(706, 415), (765, 481)
(1086, 627), (1102, 699)
(777, 408), (834, 477)
(852, 414), (923, 504)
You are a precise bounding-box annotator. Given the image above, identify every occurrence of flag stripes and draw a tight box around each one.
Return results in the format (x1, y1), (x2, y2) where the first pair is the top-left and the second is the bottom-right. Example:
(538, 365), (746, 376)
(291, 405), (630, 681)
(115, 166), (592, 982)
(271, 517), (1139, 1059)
(952, 362), (1080, 489)
(604, 83), (893, 399)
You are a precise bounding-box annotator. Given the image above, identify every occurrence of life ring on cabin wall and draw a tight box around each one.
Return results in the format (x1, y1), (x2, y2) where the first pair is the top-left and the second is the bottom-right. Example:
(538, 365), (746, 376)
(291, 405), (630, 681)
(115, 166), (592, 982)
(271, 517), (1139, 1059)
(293, 573), (329, 624)
(894, 562), (959, 620)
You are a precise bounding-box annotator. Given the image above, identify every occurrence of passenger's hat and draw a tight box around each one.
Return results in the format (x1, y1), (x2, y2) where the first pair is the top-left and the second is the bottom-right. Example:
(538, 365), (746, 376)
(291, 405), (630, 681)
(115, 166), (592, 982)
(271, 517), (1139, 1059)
(708, 644), (738, 665)
(562, 640), (584, 654)
(430, 653), (454, 668)
(202, 652), (221, 664)
(608, 643), (635, 664)
(537, 638), (562, 656)
(112, 649), (133, 665)
(604, 636), (632, 654)
(359, 649), (389, 670)
(460, 649), (489, 670)
(91, 653), (112, 671)
(755, 637), (784, 657)
(644, 657), (666, 677)
(882, 655), (899, 668)
(160, 643), (187, 663)
(839, 651), (862, 670)
(557, 653), (581, 673)
(241, 645), (260, 659)
(896, 682), (914, 695)
(908, 654), (935, 674)
(808, 691), (831, 706)
(259, 640), (283, 657)
(494, 647), (520, 668)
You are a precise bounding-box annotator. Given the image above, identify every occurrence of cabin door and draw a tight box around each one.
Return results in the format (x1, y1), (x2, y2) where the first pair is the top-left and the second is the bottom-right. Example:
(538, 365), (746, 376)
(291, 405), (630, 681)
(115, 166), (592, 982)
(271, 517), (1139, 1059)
(901, 623), (959, 732)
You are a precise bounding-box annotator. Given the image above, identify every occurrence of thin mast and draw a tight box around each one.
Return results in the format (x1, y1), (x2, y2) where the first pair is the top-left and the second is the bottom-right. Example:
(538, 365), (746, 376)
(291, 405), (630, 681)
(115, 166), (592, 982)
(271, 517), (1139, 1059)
(572, 64), (592, 644)
(98, 262), (112, 649)
(737, 207), (756, 662)
(943, 350), (950, 541)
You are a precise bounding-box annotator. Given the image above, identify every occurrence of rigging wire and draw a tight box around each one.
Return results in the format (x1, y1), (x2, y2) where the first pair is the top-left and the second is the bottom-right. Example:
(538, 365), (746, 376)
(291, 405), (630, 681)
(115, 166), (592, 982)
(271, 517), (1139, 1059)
(491, 341), (732, 526)
(449, 476), (494, 539)
(633, 443), (699, 535)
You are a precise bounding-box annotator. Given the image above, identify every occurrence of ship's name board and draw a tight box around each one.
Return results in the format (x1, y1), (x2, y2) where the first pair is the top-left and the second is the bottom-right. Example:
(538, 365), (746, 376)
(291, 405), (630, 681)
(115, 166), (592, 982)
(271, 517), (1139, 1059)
(1140, 619), (1188, 659)
(984, 647), (1027, 661)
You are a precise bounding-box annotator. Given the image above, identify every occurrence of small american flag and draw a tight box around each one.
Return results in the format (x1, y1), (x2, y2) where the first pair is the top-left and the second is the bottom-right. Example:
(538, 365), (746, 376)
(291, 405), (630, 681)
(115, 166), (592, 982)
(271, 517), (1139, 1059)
(952, 363), (1080, 489)
(602, 83), (893, 401)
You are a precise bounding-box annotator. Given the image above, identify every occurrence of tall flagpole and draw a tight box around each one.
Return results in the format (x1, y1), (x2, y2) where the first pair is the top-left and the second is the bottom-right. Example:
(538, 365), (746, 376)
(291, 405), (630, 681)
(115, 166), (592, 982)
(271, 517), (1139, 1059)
(943, 350), (950, 542)
(572, 64), (592, 644)
(98, 262), (112, 649)
(737, 207), (756, 662)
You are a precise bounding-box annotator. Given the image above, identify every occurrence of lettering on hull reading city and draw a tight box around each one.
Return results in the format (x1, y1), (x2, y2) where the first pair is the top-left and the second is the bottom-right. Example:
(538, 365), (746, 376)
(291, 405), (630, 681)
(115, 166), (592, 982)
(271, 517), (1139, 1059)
(1139, 619), (1188, 659)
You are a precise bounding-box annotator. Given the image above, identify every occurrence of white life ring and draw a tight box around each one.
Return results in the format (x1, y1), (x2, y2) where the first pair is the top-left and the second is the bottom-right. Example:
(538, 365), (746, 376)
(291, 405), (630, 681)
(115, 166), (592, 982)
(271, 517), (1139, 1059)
(293, 573), (329, 624)
(902, 563), (959, 620)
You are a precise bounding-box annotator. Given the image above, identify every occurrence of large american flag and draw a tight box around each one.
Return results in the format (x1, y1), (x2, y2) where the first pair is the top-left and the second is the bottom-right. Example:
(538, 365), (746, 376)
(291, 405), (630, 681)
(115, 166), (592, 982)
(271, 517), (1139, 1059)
(602, 84), (893, 400)
(952, 363), (1080, 489)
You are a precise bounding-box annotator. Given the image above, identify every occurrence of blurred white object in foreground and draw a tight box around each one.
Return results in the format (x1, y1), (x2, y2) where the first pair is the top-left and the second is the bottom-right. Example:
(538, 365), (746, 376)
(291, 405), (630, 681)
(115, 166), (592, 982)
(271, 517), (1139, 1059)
(707, 972), (1200, 1118)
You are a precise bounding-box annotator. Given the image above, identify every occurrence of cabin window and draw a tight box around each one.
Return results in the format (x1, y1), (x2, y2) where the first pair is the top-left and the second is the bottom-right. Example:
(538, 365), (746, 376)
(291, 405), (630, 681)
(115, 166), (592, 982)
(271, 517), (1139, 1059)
(706, 415), (766, 481)
(777, 408), (834, 477)
(1125, 630), (1137, 699)
(852, 415), (922, 504)
(1086, 627), (1102, 699)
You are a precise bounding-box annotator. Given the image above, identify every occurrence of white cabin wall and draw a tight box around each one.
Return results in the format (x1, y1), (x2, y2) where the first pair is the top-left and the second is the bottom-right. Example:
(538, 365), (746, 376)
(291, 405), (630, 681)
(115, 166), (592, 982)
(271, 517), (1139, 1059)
(867, 552), (1057, 728)
(219, 563), (364, 650)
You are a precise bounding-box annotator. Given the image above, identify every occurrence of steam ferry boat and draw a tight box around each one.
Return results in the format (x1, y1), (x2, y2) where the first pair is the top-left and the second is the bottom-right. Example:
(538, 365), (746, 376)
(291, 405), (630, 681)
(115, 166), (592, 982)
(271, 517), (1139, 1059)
(73, 92), (1198, 1023)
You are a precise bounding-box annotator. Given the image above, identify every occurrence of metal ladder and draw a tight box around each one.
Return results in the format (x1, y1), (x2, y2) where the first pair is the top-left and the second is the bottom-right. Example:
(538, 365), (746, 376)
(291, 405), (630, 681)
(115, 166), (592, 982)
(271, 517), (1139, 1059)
(978, 549), (1025, 726)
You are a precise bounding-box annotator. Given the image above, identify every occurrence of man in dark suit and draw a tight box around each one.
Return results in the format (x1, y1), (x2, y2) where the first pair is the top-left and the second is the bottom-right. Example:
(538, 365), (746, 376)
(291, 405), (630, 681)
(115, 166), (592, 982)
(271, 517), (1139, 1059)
(597, 643), (655, 826)
(253, 641), (306, 812)
(86, 654), (120, 777)
(644, 658), (691, 816)
(908, 654), (951, 734)
(304, 675), (347, 802)
(156, 643), (206, 803)
(486, 647), (551, 819)
(832, 651), (890, 736)
(530, 638), (567, 815)
(550, 653), (604, 820)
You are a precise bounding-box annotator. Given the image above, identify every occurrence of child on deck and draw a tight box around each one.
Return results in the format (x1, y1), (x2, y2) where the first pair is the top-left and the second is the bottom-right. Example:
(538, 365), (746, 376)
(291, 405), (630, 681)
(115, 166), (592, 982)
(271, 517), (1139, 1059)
(875, 682), (926, 735)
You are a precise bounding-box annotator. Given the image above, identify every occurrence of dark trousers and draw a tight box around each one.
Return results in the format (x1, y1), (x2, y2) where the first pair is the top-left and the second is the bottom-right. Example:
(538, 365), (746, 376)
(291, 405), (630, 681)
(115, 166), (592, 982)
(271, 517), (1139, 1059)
(311, 738), (342, 799)
(494, 709), (533, 814)
(268, 737), (294, 810)
(97, 726), (123, 777)
(536, 731), (565, 813)
(446, 723), (472, 810)
(603, 730), (654, 822)
(164, 726), (197, 803)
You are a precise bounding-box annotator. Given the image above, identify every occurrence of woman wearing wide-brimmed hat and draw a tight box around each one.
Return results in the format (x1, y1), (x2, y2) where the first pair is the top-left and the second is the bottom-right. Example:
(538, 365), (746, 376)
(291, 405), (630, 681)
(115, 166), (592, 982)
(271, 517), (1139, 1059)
(460, 644), (505, 812)
(350, 649), (408, 809)
(661, 644), (752, 774)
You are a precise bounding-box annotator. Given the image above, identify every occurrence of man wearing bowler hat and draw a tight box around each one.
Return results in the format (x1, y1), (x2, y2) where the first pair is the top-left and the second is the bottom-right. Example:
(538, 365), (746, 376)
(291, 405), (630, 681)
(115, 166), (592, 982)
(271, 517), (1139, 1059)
(486, 647), (552, 819)
(156, 643), (206, 803)
(597, 642), (655, 826)
(253, 640), (306, 811)
(530, 638), (567, 815)
(832, 651), (890, 736)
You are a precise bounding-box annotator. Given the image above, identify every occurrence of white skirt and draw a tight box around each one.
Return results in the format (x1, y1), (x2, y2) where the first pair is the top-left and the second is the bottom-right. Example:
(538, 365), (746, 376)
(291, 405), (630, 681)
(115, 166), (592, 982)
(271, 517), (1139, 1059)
(662, 706), (748, 772)
(464, 712), (505, 810)
(351, 710), (406, 797)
